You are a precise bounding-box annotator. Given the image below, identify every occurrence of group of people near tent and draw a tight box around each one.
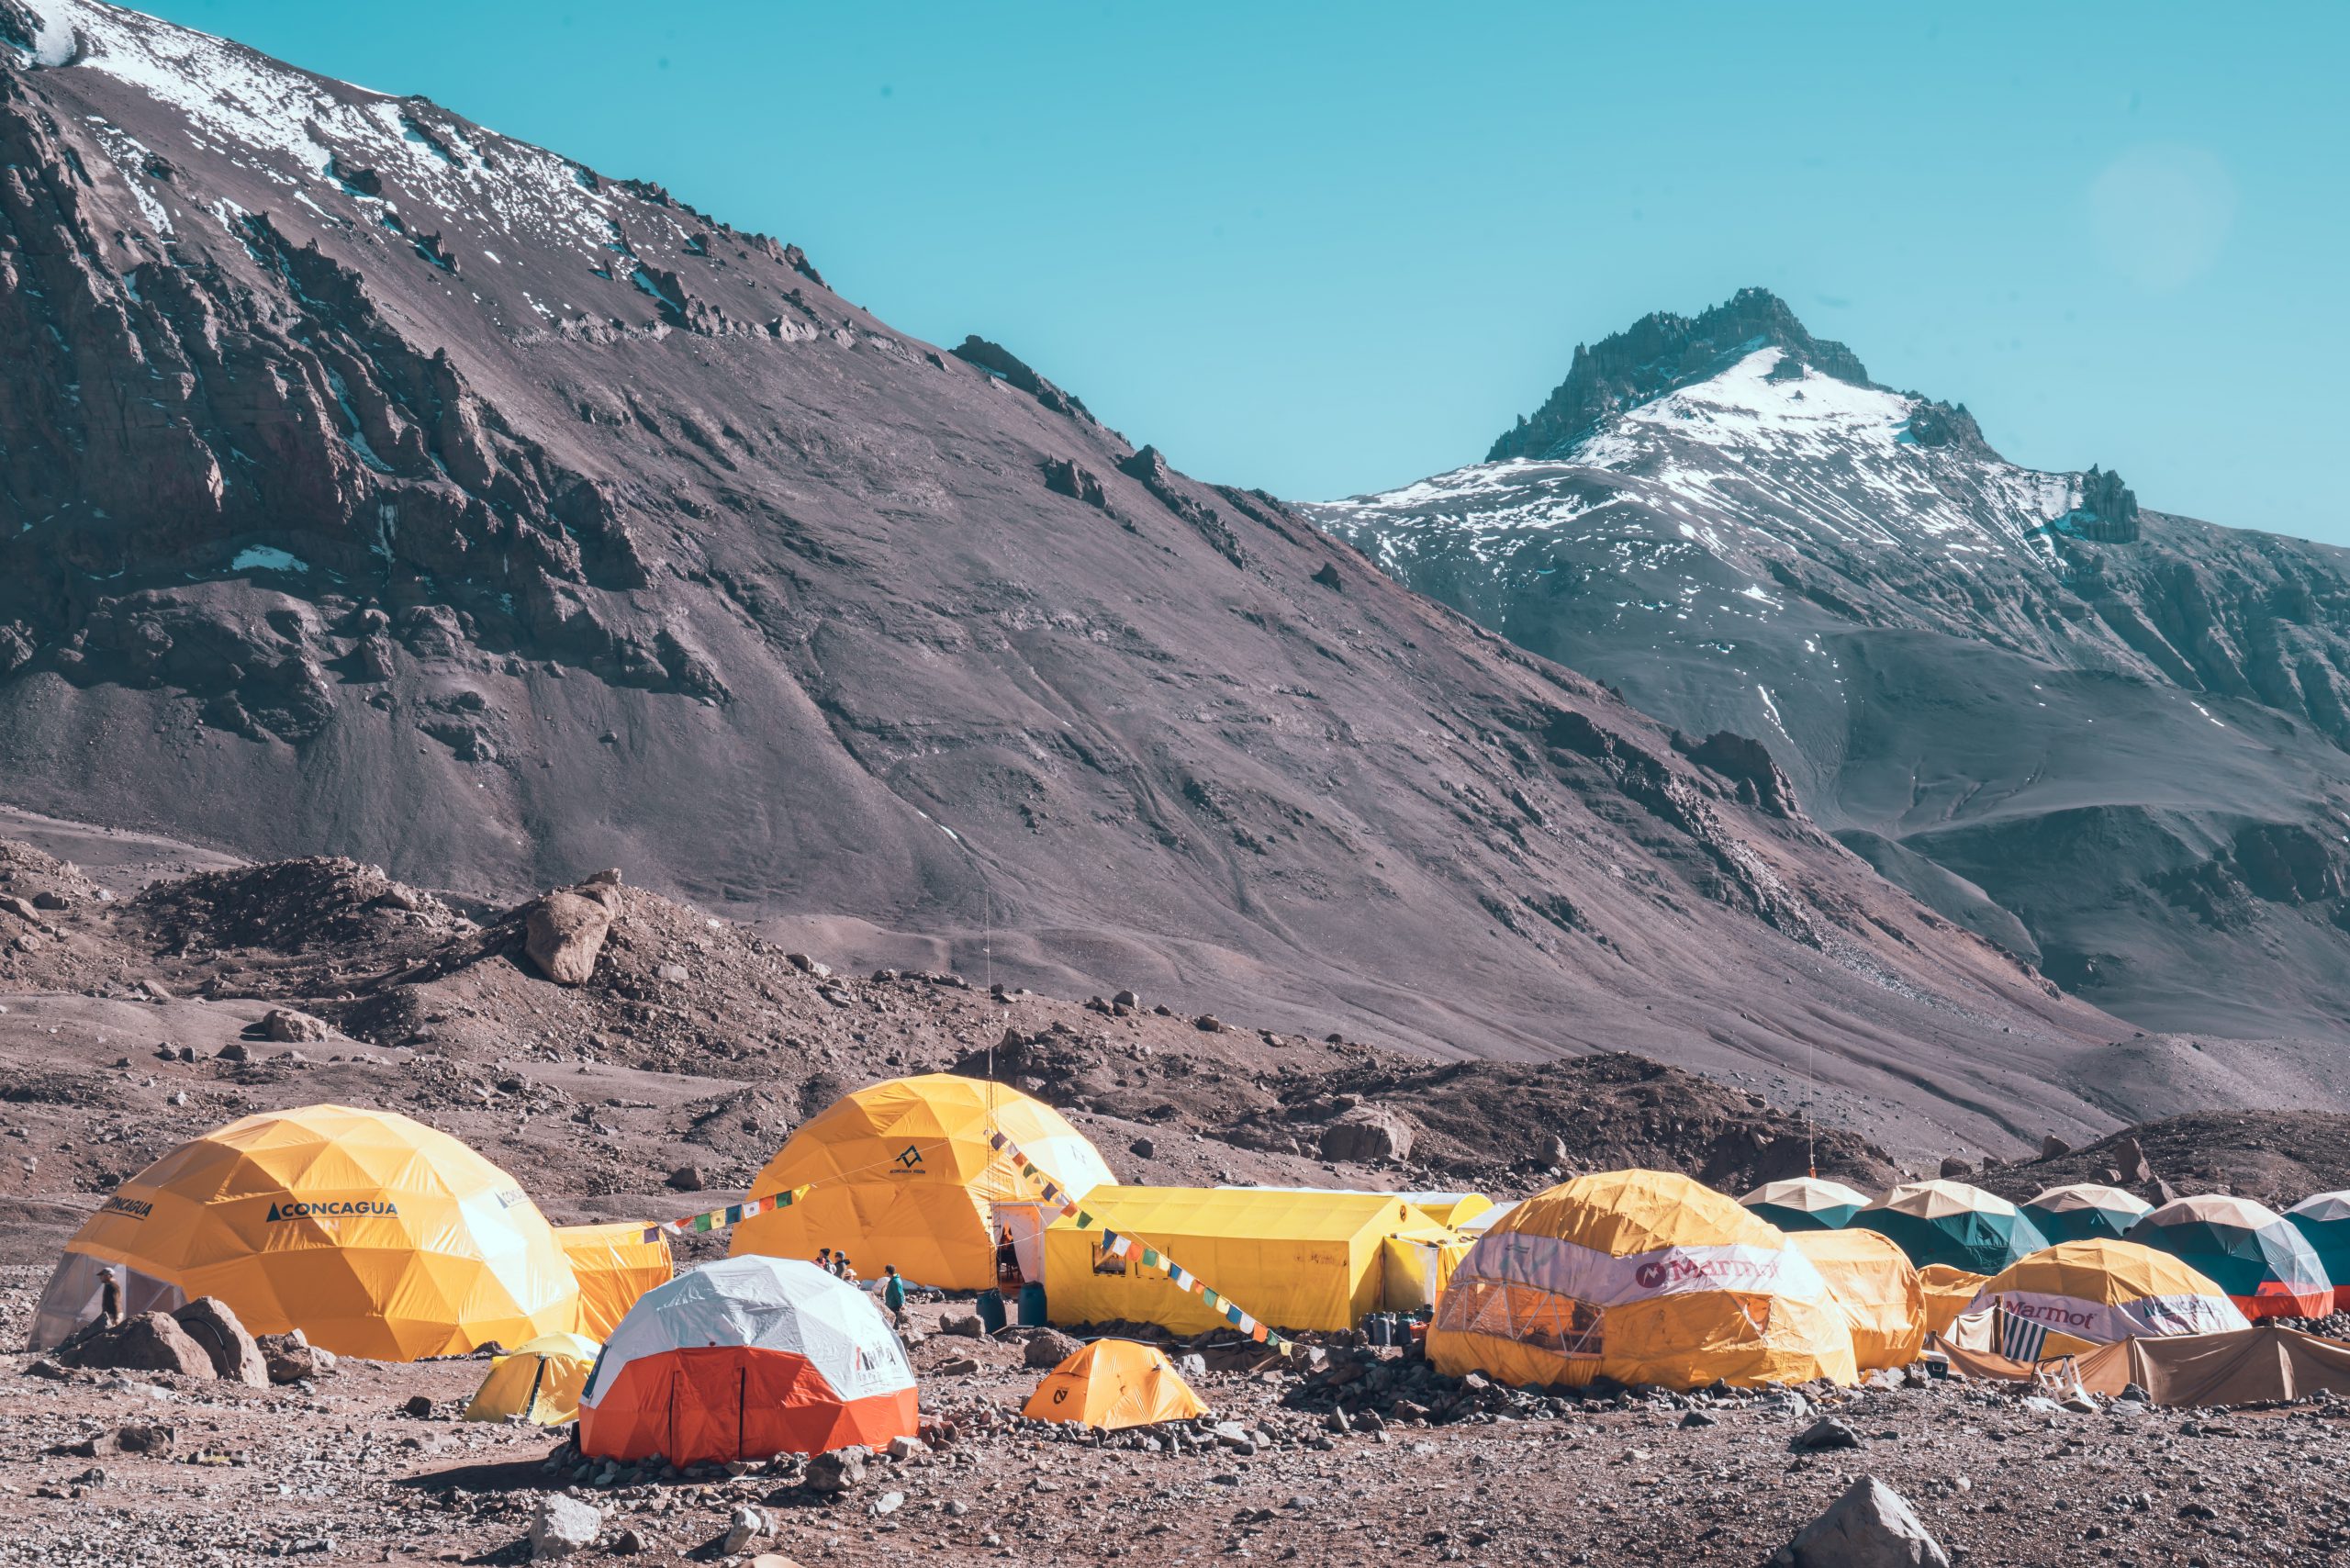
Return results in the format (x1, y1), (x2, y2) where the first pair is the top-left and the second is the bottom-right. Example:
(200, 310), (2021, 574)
(34, 1075), (2350, 1473)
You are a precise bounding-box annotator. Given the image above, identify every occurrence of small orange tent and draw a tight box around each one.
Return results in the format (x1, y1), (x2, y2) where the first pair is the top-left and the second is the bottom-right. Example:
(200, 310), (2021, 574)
(1022, 1338), (1207, 1430)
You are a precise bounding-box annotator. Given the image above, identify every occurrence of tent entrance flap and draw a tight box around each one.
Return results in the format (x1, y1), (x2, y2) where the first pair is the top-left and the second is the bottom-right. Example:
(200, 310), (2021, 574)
(991, 1203), (1052, 1286)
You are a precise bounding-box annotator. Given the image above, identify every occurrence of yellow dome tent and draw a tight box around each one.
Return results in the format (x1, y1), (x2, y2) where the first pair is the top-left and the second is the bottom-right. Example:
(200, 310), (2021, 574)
(28, 1104), (578, 1360)
(1787, 1227), (1925, 1371)
(463, 1331), (602, 1426)
(1427, 1170), (1858, 1391)
(1918, 1265), (1989, 1338)
(1963, 1238), (2251, 1346)
(556, 1222), (674, 1338)
(730, 1075), (1115, 1290)
(1022, 1338), (1208, 1430)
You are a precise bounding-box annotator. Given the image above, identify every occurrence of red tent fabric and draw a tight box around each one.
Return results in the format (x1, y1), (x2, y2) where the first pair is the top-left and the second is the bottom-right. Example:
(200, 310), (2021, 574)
(578, 1256), (916, 1464)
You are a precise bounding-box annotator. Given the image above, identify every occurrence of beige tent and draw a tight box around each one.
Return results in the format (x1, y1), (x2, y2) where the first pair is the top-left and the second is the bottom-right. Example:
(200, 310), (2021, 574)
(1939, 1323), (2350, 1406)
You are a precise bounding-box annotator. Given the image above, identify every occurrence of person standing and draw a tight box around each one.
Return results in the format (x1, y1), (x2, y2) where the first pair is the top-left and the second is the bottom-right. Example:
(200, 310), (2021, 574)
(816, 1248), (834, 1275)
(882, 1264), (908, 1331)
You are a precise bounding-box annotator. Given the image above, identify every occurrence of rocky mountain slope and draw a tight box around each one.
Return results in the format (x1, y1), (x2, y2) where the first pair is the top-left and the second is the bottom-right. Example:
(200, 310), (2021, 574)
(1315, 288), (2350, 1043)
(0, 4), (2159, 1156)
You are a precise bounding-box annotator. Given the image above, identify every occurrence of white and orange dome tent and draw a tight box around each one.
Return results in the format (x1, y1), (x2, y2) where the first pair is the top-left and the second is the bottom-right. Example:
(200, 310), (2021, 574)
(577, 1256), (916, 1465)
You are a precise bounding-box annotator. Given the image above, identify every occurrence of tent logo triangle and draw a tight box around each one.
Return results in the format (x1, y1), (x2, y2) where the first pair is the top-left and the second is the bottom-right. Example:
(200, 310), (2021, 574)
(266, 1203), (281, 1222)
(895, 1145), (924, 1171)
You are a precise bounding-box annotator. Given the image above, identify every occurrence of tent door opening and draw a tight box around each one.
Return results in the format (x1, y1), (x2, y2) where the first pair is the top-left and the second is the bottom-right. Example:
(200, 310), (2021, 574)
(990, 1202), (1052, 1292)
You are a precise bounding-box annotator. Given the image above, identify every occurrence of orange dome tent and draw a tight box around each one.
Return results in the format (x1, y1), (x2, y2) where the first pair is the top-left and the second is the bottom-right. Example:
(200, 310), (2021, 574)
(730, 1074), (1114, 1290)
(1428, 1170), (1857, 1391)
(1022, 1338), (1208, 1430)
(556, 1222), (674, 1339)
(29, 1104), (577, 1360)
(577, 1256), (916, 1464)
(1787, 1227), (1925, 1371)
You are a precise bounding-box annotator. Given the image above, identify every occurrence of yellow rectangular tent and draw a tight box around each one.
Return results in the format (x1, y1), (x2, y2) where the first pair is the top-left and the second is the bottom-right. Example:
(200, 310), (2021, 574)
(555, 1222), (674, 1339)
(1045, 1187), (1457, 1334)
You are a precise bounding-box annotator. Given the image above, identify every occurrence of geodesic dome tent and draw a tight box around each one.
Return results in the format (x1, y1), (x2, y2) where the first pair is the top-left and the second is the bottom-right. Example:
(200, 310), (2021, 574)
(30, 1103), (578, 1359)
(729, 1074), (1113, 1290)
(1427, 1169), (1857, 1391)
(577, 1256), (916, 1464)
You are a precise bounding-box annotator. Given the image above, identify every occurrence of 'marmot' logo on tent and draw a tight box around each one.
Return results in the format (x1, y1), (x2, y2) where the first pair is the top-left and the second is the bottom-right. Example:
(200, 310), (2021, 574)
(493, 1188), (532, 1210)
(99, 1196), (153, 1221)
(266, 1199), (399, 1222)
(1634, 1254), (1780, 1291)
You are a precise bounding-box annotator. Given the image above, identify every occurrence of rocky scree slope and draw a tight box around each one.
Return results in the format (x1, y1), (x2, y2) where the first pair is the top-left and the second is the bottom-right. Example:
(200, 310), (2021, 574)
(0, 6), (2133, 1154)
(1315, 287), (2350, 1042)
(0, 832), (1903, 1242)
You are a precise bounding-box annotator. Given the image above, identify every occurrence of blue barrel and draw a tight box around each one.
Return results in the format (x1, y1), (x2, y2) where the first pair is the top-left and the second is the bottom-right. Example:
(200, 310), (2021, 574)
(976, 1291), (1006, 1334)
(1017, 1282), (1048, 1327)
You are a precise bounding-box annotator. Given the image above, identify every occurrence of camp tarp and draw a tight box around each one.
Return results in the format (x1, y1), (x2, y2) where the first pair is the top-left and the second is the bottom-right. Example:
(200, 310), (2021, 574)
(28, 1103), (578, 1360)
(1044, 1187), (1457, 1335)
(1918, 1265), (1989, 1338)
(463, 1331), (600, 1425)
(1741, 1177), (1871, 1233)
(578, 1256), (915, 1463)
(1380, 1235), (1472, 1312)
(730, 1075), (1115, 1291)
(1788, 1227), (1924, 1370)
(2024, 1184), (2153, 1245)
(1941, 1325), (2350, 1407)
(1021, 1338), (1208, 1429)
(556, 1222), (674, 1339)
(1427, 1170), (1858, 1391)
(1854, 1181), (2048, 1275)
(1211, 1187), (1494, 1230)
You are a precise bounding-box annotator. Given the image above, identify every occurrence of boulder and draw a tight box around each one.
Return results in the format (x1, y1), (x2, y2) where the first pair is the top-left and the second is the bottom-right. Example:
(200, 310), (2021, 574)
(1793, 1417), (1862, 1452)
(1128, 1137), (1157, 1159)
(1936, 1156), (1973, 1180)
(2039, 1134), (2072, 1159)
(169, 1297), (268, 1387)
(261, 1008), (330, 1044)
(939, 1313), (984, 1338)
(803, 1445), (868, 1495)
(66, 1312), (215, 1379)
(529, 1493), (601, 1559)
(1321, 1107), (1416, 1163)
(215, 1041), (250, 1063)
(254, 1328), (334, 1383)
(666, 1164), (707, 1193)
(1787, 1475), (1950, 1568)
(523, 890), (612, 986)
(721, 1506), (767, 1554)
(1022, 1329), (1080, 1370)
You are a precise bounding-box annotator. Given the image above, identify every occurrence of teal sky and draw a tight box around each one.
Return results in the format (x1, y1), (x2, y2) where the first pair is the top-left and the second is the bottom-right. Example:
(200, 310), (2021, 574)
(140, 1), (2350, 543)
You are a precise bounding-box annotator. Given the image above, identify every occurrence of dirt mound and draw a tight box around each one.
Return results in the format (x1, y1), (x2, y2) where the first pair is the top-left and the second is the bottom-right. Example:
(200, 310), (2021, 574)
(1980, 1111), (2350, 1209)
(953, 1029), (1896, 1194)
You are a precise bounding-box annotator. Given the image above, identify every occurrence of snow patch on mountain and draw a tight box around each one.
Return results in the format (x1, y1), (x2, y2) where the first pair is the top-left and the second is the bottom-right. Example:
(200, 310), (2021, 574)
(16, 0), (642, 270)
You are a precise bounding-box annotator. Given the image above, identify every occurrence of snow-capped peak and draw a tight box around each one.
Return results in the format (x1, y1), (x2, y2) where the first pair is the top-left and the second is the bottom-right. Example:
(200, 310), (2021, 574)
(1575, 348), (1917, 468)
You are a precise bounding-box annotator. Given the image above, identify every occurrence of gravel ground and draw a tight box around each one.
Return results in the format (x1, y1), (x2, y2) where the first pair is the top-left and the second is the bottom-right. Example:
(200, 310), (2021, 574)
(6, 1282), (2349, 1567)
